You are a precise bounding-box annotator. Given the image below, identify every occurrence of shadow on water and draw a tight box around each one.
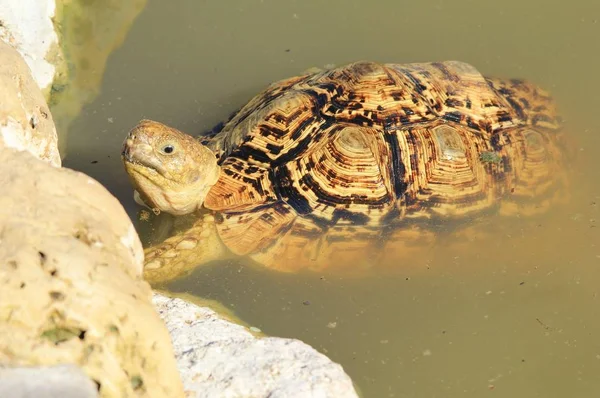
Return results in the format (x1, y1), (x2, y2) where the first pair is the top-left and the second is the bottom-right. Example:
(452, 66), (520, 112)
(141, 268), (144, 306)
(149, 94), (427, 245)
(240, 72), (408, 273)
(58, 0), (600, 396)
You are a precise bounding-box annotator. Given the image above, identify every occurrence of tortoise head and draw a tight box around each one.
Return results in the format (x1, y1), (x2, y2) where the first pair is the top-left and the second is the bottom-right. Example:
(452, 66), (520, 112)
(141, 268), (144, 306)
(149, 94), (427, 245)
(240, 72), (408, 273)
(121, 119), (220, 215)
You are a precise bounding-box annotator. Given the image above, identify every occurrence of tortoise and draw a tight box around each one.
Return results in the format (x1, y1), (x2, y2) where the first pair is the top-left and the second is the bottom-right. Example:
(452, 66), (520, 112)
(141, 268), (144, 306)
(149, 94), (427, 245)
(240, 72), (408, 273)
(121, 60), (569, 282)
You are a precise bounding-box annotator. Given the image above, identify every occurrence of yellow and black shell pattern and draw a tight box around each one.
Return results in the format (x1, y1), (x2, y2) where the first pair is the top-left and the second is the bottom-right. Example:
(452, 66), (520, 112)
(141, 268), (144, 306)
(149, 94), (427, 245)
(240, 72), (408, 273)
(200, 61), (567, 270)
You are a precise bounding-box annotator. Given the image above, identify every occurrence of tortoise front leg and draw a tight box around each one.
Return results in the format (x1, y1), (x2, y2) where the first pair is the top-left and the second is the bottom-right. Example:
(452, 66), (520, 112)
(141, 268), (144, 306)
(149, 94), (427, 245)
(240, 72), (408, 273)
(143, 214), (230, 284)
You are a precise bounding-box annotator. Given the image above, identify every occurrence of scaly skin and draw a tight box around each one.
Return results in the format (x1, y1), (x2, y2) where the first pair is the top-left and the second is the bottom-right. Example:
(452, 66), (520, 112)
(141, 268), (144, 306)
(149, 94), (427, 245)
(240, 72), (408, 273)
(122, 120), (220, 215)
(122, 120), (227, 283)
(142, 213), (230, 284)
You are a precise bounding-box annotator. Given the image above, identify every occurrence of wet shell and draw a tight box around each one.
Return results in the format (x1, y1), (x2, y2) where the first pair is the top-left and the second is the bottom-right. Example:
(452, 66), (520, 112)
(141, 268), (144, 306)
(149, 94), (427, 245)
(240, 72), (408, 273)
(200, 61), (567, 270)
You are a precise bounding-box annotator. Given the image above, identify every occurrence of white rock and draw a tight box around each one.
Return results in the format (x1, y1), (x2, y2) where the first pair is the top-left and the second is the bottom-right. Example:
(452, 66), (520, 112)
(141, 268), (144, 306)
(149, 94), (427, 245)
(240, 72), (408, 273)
(153, 294), (359, 398)
(0, 38), (184, 396)
(0, 39), (61, 166)
(0, 0), (59, 91)
(0, 147), (185, 398)
(0, 364), (98, 398)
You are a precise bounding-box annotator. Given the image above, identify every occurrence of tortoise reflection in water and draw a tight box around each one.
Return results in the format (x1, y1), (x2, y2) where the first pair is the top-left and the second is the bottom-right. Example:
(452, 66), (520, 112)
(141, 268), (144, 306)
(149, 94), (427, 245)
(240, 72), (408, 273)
(121, 60), (569, 282)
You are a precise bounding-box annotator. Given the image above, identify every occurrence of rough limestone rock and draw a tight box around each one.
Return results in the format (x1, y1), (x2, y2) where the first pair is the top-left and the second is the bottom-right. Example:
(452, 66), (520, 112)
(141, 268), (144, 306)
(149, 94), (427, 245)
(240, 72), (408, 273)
(0, 147), (185, 398)
(0, 364), (98, 398)
(0, 0), (60, 92)
(153, 294), (359, 398)
(0, 39), (61, 166)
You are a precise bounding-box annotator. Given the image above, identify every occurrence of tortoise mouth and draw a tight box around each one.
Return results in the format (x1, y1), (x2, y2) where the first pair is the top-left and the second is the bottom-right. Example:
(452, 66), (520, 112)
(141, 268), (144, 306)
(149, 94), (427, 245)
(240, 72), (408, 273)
(121, 143), (135, 163)
(121, 139), (168, 176)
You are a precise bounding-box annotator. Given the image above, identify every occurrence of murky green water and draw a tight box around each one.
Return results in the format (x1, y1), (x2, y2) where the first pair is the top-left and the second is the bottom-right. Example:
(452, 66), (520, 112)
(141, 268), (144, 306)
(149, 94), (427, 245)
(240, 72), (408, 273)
(58, 0), (600, 396)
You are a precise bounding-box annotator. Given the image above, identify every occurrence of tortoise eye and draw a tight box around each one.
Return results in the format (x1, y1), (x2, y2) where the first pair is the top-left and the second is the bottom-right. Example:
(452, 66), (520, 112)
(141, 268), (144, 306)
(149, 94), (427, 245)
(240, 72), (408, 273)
(162, 145), (175, 154)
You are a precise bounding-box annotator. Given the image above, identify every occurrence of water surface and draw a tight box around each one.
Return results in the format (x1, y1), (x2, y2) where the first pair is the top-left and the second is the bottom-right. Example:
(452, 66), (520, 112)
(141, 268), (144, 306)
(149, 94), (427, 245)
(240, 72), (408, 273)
(59, 1), (600, 396)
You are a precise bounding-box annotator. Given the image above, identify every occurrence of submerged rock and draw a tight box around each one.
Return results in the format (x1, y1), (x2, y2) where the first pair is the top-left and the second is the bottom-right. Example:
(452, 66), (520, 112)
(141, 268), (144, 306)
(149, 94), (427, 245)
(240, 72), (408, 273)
(49, 0), (148, 155)
(154, 294), (359, 398)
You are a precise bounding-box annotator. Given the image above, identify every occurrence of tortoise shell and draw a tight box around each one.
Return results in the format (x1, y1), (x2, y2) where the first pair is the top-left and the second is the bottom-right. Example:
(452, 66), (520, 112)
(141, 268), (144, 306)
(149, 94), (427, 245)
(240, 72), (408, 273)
(198, 61), (566, 270)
